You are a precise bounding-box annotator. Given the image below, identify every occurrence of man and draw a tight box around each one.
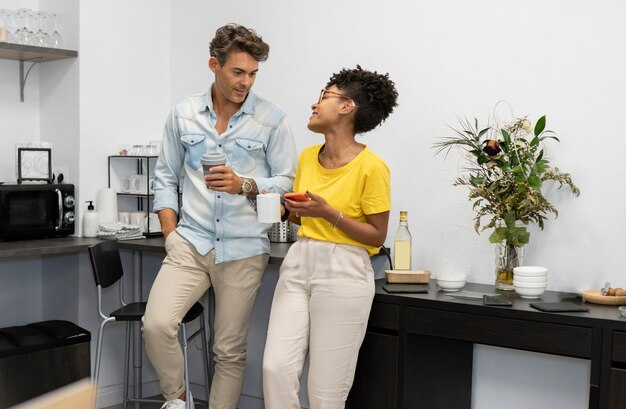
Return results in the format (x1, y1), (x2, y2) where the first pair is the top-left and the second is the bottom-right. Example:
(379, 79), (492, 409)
(142, 24), (297, 409)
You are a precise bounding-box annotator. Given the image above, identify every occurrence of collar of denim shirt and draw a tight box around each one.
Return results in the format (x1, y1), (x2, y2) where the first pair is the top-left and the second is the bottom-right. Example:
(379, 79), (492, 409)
(201, 84), (257, 116)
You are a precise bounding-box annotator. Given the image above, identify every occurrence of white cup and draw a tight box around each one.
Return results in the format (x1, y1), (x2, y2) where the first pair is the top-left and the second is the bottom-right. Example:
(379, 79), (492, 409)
(118, 211), (130, 224)
(257, 193), (281, 224)
(129, 211), (146, 233)
(121, 177), (132, 193)
(131, 175), (149, 194)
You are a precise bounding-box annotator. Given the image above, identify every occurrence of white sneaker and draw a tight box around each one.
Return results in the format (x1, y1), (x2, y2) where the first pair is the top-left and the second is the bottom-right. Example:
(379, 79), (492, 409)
(160, 391), (194, 409)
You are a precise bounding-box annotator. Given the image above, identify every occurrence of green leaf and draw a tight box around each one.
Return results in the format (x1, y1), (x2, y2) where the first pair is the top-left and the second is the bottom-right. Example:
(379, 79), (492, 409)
(540, 135), (560, 143)
(530, 136), (539, 147)
(470, 176), (484, 185)
(489, 227), (507, 244)
(536, 150), (544, 161)
(528, 174), (541, 188)
(512, 165), (524, 174)
(507, 226), (530, 247)
(478, 127), (490, 138)
(501, 129), (511, 145)
(503, 212), (516, 227)
(534, 116), (546, 136)
(534, 162), (550, 174)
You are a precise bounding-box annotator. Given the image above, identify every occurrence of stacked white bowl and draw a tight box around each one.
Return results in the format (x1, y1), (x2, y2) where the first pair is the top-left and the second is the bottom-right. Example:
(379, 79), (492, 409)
(437, 273), (467, 292)
(513, 266), (548, 299)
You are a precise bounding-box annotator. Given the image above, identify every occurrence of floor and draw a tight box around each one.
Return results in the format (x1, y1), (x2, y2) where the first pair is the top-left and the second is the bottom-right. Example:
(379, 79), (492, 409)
(103, 397), (207, 409)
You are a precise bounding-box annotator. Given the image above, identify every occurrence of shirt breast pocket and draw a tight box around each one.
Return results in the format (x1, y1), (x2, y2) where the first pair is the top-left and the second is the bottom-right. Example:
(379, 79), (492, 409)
(181, 134), (206, 170)
(231, 138), (265, 174)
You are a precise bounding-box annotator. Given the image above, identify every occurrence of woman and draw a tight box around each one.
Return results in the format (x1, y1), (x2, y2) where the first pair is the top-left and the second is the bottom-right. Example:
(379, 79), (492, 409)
(263, 65), (398, 408)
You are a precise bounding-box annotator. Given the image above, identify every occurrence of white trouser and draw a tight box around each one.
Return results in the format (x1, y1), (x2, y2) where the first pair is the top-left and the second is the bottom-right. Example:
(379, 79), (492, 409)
(263, 238), (375, 409)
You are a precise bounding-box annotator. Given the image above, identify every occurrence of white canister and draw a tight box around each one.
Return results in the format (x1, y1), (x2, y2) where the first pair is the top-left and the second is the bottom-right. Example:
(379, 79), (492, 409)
(96, 188), (118, 223)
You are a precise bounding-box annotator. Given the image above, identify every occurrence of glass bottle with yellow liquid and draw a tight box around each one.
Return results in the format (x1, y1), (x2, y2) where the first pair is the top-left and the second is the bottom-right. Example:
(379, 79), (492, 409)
(393, 210), (412, 270)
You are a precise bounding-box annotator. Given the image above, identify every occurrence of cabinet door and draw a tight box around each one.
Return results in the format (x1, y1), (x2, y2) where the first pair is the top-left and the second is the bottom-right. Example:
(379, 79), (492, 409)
(609, 368), (626, 409)
(346, 331), (398, 409)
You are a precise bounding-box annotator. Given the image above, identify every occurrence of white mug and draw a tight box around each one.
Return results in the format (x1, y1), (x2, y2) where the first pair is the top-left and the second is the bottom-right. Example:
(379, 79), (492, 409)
(129, 211), (146, 233)
(257, 193), (281, 223)
(121, 177), (132, 193)
(131, 175), (149, 194)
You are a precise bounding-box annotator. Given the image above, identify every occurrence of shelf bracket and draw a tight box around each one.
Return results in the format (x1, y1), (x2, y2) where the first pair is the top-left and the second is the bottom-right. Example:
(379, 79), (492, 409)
(19, 57), (45, 102)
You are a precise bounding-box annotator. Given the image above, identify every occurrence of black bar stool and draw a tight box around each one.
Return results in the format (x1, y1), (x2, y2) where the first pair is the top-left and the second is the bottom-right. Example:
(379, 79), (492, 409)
(88, 240), (212, 408)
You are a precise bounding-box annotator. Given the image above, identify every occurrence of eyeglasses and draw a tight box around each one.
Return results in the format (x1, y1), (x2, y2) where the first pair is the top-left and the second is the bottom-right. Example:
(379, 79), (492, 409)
(318, 88), (355, 106)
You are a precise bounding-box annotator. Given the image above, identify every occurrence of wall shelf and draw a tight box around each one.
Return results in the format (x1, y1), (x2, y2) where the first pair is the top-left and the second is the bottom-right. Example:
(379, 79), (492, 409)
(0, 42), (78, 102)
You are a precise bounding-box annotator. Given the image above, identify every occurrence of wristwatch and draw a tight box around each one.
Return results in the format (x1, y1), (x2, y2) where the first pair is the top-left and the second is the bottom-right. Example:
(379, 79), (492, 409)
(240, 178), (253, 196)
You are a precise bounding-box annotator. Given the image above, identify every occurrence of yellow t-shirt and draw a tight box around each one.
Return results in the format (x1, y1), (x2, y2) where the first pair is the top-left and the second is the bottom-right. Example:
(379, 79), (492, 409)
(294, 144), (391, 256)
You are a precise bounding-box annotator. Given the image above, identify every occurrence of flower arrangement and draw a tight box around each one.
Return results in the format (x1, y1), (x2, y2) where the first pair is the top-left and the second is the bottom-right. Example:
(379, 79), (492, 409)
(435, 114), (579, 245)
(434, 113), (580, 288)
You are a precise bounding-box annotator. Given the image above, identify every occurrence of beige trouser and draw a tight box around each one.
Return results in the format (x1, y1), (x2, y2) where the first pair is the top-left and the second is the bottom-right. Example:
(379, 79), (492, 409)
(142, 231), (268, 408)
(263, 238), (375, 409)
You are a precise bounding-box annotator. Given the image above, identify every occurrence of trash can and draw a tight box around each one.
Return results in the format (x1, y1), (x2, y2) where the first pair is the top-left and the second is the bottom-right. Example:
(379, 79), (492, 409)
(0, 320), (91, 408)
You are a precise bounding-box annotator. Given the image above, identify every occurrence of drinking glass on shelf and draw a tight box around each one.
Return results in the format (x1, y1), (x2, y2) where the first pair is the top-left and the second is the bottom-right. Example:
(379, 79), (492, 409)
(23, 9), (36, 45)
(14, 9), (29, 44)
(0, 10), (16, 43)
(33, 11), (50, 47)
(0, 11), (6, 43)
(130, 145), (145, 156)
(48, 12), (63, 48)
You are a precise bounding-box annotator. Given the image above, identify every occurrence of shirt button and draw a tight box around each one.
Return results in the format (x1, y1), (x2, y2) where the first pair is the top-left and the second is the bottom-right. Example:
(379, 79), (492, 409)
(216, 219), (220, 222)
(216, 238), (220, 241)
(218, 144), (222, 147)
(217, 195), (221, 199)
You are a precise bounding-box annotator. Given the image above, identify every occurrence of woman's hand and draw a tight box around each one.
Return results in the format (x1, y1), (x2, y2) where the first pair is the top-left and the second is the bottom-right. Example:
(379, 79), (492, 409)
(284, 191), (334, 220)
(285, 191), (389, 247)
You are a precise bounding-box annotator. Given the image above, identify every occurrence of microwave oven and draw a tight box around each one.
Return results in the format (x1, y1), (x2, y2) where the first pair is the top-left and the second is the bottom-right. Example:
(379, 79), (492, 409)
(0, 183), (75, 240)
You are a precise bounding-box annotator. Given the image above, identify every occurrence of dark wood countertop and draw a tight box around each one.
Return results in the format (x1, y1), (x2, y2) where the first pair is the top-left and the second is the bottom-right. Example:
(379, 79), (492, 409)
(0, 236), (292, 265)
(0, 237), (102, 258)
(374, 279), (626, 331)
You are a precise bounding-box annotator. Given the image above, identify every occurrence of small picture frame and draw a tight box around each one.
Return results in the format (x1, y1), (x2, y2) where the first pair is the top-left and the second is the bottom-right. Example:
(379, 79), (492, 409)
(17, 147), (53, 184)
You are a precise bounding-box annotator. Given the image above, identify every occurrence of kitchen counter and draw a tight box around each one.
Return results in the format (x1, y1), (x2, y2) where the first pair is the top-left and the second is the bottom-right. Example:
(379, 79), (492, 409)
(0, 236), (293, 263)
(0, 237), (101, 258)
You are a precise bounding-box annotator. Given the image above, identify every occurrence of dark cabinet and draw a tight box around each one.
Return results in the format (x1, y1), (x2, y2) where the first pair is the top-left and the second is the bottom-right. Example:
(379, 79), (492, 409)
(608, 368), (626, 409)
(346, 331), (399, 409)
(349, 280), (626, 409)
(609, 332), (626, 408)
(347, 302), (400, 409)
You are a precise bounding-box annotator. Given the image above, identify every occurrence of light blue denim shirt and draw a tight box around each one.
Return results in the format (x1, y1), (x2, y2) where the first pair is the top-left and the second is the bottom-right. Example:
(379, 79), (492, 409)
(153, 87), (297, 263)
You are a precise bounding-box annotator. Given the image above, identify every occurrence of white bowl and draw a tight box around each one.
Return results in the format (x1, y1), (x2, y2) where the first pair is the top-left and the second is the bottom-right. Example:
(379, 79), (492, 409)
(513, 266), (548, 277)
(514, 286), (546, 299)
(512, 275), (547, 283)
(437, 278), (466, 292)
(513, 281), (547, 288)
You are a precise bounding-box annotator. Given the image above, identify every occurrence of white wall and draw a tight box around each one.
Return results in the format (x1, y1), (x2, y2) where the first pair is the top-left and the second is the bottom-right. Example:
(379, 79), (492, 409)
(0, 0), (40, 182)
(171, 1), (620, 408)
(78, 1), (171, 235)
(173, 0), (626, 293)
